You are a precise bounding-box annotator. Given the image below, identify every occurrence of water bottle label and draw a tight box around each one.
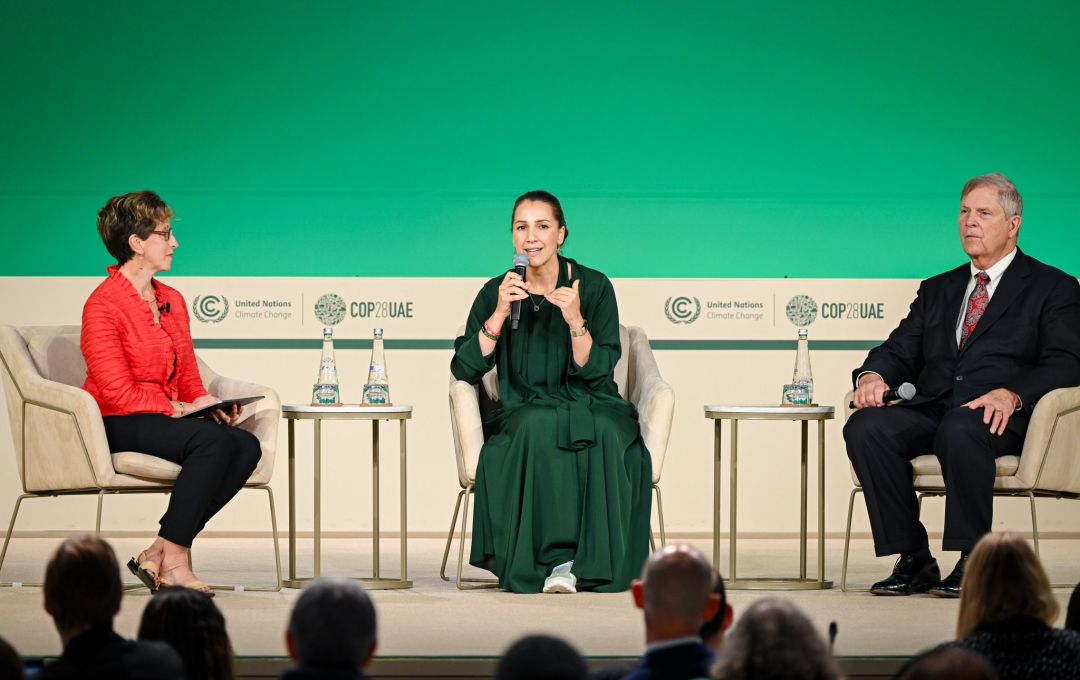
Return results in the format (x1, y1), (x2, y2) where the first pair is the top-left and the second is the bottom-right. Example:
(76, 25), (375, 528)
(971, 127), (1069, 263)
(312, 383), (341, 405)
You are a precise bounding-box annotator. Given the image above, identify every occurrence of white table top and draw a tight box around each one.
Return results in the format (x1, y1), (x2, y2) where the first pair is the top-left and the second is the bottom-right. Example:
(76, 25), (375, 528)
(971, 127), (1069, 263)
(283, 404), (413, 415)
(704, 404), (835, 415)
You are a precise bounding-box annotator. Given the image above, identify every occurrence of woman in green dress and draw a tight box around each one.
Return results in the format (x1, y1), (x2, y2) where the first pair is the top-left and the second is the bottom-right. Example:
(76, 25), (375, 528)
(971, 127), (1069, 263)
(451, 190), (653, 594)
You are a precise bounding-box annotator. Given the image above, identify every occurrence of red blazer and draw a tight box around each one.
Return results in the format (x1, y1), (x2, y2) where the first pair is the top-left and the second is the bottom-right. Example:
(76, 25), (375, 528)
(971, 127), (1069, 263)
(81, 266), (209, 417)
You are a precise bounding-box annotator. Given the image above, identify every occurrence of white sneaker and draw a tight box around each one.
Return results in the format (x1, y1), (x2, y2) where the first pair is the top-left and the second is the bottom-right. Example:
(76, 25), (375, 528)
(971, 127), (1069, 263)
(542, 560), (577, 594)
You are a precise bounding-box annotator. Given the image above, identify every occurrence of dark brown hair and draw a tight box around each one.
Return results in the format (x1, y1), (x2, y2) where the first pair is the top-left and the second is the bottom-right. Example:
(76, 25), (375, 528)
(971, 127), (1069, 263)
(44, 535), (122, 633)
(97, 190), (174, 265)
(511, 190), (568, 245)
(139, 587), (235, 680)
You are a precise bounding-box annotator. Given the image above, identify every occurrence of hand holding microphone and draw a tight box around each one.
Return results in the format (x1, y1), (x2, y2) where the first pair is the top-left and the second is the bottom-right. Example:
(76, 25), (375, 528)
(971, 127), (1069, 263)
(510, 253), (529, 330)
(850, 379), (916, 409)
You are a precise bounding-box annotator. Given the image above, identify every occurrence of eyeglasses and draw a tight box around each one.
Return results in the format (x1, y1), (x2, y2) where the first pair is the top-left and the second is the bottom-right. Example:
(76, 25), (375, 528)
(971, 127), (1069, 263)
(149, 228), (173, 241)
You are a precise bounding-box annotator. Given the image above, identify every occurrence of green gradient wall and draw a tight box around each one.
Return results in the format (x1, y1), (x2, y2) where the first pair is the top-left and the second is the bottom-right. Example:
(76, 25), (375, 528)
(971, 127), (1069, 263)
(2, 1), (1078, 278)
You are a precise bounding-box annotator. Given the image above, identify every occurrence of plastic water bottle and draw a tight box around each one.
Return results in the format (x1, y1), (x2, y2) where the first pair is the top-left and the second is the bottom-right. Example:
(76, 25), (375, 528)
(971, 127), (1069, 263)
(792, 328), (814, 404)
(312, 327), (341, 405)
(362, 328), (390, 405)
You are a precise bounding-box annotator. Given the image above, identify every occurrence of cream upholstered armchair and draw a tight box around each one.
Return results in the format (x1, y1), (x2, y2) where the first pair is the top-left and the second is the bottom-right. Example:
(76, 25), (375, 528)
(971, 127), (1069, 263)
(840, 387), (1080, 591)
(0, 324), (282, 590)
(441, 324), (675, 589)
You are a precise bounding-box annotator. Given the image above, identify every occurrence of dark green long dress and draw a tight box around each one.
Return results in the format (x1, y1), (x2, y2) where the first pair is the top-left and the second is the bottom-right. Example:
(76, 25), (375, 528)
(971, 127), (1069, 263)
(450, 256), (652, 593)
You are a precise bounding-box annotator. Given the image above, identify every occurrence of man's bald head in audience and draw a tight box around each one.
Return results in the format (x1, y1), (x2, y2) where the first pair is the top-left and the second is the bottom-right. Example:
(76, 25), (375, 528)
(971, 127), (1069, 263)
(632, 544), (720, 639)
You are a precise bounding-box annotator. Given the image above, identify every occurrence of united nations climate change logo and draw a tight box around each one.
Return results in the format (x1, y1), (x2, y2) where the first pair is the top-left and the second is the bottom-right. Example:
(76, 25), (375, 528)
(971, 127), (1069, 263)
(785, 295), (818, 327)
(192, 295), (229, 323)
(314, 293), (347, 326)
(664, 296), (701, 324)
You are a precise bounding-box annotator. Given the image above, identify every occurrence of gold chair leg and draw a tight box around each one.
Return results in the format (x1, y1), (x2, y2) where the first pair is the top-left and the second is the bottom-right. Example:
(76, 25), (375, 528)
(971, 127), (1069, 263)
(453, 485), (498, 590)
(654, 483), (667, 548)
(0, 494), (31, 584)
(841, 487), (864, 592)
(202, 485), (283, 592)
(94, 491), (105, 534)
(264, 485), (283, 591)
(1024, 492), (1070, 588)
(1028, 492), (1040, 558)
(440, 490), (465, 582)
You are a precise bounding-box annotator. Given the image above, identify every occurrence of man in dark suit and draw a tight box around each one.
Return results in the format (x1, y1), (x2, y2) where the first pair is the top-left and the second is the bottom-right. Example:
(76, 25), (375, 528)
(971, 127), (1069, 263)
(624, 544), (724, 680)
(39, 535), (183, 680)
(845, 173), (1080, 598)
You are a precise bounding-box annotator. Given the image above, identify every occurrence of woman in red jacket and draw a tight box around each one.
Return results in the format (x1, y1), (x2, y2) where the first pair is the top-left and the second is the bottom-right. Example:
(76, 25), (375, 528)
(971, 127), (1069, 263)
(81, 190), (261, 597)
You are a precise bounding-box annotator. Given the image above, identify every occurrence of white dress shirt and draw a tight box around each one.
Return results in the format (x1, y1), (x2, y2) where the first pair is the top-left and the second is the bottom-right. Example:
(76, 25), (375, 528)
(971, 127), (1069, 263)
(954, 247), (1018, 346)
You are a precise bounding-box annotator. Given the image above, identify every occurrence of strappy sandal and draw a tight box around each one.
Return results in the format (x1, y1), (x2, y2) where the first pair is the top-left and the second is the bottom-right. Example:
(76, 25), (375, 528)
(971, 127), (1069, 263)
(158, 576), (215, 598)
(126, 552), (161, 593)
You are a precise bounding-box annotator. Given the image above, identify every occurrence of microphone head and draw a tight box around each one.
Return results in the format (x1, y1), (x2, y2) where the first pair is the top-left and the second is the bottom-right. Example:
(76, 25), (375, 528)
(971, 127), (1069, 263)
(897, 382), (917, 400)
(512, 253), (530, 268)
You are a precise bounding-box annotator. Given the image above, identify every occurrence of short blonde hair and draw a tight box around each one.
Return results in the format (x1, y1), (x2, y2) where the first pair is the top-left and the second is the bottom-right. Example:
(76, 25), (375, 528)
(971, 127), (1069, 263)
(957, 532), (1057, 639)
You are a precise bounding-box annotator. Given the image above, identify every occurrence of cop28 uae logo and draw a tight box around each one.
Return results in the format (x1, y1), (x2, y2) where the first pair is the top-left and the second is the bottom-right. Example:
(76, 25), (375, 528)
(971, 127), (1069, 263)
(192, 295), (229, 323)
(314, 293), (347, 326)
(785, 295), (818, 327)
(664, 296), (701, 324)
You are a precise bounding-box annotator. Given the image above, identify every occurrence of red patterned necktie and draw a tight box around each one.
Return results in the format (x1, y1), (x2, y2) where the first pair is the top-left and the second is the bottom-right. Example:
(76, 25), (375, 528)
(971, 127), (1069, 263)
(959, 272), (990, 349)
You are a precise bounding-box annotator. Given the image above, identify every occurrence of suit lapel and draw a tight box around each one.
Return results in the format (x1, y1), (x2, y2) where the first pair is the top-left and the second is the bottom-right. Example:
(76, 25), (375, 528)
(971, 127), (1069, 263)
(942, 265), (971, 357)
(960, 249), (1031, 354)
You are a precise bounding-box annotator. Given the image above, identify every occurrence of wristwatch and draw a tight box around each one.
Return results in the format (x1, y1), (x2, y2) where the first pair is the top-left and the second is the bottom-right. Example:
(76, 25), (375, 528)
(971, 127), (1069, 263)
(569, 320), (589, 337)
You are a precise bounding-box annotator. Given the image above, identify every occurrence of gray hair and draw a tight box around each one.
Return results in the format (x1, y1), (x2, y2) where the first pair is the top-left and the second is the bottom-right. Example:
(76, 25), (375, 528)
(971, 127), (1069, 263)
(962, 173), (1023, 218)
(288, 578), (376, 671)
(711, 598), (839, 680)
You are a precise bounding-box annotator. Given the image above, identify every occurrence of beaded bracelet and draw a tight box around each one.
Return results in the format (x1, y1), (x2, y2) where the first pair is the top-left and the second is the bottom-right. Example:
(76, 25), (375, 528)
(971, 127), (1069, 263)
(481, 322), (501, 341)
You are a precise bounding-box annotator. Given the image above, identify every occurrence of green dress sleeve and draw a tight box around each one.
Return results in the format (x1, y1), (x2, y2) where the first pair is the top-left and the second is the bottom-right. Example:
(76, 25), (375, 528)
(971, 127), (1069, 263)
(567, 270), (621, 391)
(451, 278), (499, 384)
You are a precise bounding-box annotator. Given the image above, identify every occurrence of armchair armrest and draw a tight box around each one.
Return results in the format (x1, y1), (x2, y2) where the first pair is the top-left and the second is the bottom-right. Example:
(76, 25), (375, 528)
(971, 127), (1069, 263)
(449, 379), (485, 487)
(1014, 386), (1080, 493)
(198, 358), (281, 485)
(632, 374), (674, 483)
(4, 363), (114, 492)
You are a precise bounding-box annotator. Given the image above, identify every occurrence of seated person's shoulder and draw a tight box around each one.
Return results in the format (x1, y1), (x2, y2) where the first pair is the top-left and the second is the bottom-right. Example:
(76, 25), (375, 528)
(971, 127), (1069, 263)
(568, 261), (613, 291)
(1028, 256), (1080, 288)
(922, 263), (970, 289)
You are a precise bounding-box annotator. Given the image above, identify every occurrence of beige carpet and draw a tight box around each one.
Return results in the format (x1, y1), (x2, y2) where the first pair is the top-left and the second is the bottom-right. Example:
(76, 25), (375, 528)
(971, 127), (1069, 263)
(1, 535), (1077, 662)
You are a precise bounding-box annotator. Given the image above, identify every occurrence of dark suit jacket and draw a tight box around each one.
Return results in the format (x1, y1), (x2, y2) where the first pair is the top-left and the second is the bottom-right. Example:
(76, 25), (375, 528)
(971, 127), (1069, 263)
(622, 641), (714, 680)
(38, 626), (183, 680)
(854, 249), (1080, 437)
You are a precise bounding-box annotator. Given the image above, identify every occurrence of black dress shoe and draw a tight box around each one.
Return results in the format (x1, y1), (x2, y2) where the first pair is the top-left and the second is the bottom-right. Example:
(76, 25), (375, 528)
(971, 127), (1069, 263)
(869, 554), (941, 596)
(928, 554), (968, 598)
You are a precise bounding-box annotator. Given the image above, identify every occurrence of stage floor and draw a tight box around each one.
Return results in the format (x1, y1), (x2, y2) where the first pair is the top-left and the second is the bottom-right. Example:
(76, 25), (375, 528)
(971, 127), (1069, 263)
(2, 535), (1077, 676)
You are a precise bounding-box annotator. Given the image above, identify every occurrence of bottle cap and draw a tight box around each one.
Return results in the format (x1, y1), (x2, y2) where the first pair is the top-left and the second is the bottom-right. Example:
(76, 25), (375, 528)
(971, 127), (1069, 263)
(323, 327), (334, 335)
(373, 328), (384, 338)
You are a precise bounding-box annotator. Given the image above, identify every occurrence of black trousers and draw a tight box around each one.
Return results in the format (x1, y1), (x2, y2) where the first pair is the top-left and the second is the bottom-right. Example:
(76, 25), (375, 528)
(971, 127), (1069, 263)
(844, 403), (1024, 556)
(103, 414), (262, 548)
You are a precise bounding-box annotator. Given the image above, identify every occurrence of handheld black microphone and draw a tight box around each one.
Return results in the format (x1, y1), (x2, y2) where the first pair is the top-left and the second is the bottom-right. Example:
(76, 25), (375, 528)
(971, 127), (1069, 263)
(510, 253), (529, 331)
(849, 381), (916, 408)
